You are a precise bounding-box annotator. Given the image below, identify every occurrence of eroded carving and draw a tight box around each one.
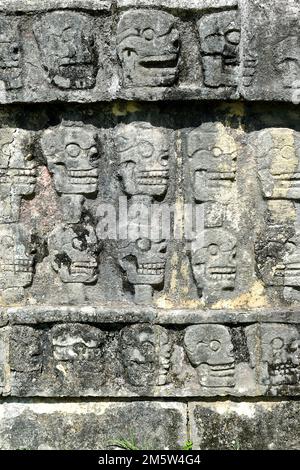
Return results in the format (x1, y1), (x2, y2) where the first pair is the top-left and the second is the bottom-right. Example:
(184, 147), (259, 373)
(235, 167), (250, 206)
(10, 326), (42, 373)
(246, 324), (300, 387)
(117, 10), (180, 87)
(190, 228), (237, 299)
(51, 324), (105, 383)
(187, 123), (237, 203)
(48, 223), (99, 285)
(0, 129), (36, 223)
(40, 123), (100, 223)
(119, 237), (167, 304)
(254, 129), (300, 300)
(197, 10), (241, 88)
(0, 17), (22, 90)
(116, 122), (170, 200)
(184, 324), (235, 388)
(275, 36), (300, 89)
(0, 224), (35, 299)
(33, 12), (98, 90)
(120, 324), (171, 387)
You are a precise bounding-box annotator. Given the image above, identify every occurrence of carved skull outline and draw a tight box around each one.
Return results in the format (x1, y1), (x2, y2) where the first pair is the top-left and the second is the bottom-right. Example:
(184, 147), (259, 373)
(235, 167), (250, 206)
(0, 128), (36, 194)
(275, 36), (300, 89)
(116, 122), (170, 199)
(191, 228), (237, 292)
(33, 12), (98, 90)
(0, 224), (35, 290)
(0, 17), (22, 90)
(184, 324), (235, 388)
(246, 324), (300, 386)
(187, 123), (237, 202)
(117, 9), (180, 87)
(255, 129), (300, 200)
(51, 323), (105, 363)
(119, 237), (167, 287)
(197, 11), (241, 87)
(48, 223), (99, 284)
(120, 324), (170, 387)
(40, 123), (100, 196)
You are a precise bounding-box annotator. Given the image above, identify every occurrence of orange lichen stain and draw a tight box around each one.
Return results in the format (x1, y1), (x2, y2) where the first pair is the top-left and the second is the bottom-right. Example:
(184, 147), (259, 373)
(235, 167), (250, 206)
(212, 281), (270, 310)
(112, 102), (141, 116)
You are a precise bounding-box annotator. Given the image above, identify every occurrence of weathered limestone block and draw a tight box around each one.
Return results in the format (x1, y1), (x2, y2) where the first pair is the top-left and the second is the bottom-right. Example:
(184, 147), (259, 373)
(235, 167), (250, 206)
(190, 401), (300, 449)
(0, 401), (187, 450)
(4, 318), (297, 398)
(241, 0), (300, 101)
(0, 1), (297, 102)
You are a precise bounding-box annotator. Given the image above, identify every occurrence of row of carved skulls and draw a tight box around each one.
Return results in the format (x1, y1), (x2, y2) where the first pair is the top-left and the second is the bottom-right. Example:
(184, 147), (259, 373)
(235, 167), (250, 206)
(13, 323), (300, 389)
(2, 125), (300, 301)
(0, 9), (243, 90)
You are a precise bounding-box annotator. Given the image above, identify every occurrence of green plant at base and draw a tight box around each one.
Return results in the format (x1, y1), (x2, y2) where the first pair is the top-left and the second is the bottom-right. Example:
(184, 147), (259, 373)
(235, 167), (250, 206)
(182, 440), (193, 450)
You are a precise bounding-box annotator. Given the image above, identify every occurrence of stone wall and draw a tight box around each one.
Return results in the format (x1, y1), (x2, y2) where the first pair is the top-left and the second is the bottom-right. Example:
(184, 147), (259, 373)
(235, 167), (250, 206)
(0, 0), (300, 450)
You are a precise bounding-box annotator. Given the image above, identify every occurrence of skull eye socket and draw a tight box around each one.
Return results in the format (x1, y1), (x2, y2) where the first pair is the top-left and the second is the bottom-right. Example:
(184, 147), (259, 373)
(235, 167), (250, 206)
(72, 237), (85, 251)
(139, 141), (154, 158)
(208, 244), (219, 256)
(88, 146), (99, 162)
(142, 28), (154, 41)
(210, 340), (221, 352)
(1, 236), (14, 250)
(286, 242), (296, 255)
(10, 43), (20, 56)
(66, 143), (81, 158)
(271, 337), (284, 351)
(2, 143), (11, 157)
(136, 238), (151, 252)
(225, 30), (240, 45)
(212, 147), (222, 158)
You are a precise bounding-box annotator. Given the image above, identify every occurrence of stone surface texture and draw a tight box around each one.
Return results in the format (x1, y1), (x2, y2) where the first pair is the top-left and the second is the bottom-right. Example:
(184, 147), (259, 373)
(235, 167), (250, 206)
(0, 0), (299, 450)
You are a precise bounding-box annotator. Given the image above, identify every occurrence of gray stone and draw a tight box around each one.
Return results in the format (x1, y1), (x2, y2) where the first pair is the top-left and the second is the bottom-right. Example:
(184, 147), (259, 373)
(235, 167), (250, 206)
(0, 401), (187, 450)
(240, 0), (300, 101)
(190, 401), (300, 449)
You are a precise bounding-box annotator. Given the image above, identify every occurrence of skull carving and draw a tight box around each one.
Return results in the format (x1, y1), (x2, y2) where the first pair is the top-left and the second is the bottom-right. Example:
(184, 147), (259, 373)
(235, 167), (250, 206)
(48, 223), (99, 284)
(184, 325), (235, 388)
(33, 12), (98, 89)
(0, 129), (36, 223)
(197, 11), (241, 88)
(191, 228), (237, 293)
(246, 324), (300, 386)
(117, 10), (180, 87)
(119, 237), (167, 287)
(120, 324), (171, 387)
(0, 17), (22, 90)
(0, 224), (34, 290)
(275, 36), (300, 89)
(279, 235), (300, 289)
(116, 122), (170, 199)
(187, 123), (237, 202)
(40, 123), (100, 196)
(255, 129), (300, 200)
(51, 324), (104, 363)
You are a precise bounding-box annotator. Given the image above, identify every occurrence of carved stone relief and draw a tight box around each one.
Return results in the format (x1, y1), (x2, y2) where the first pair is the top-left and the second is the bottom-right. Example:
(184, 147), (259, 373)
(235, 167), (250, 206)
(33, 12), (98, 90)
(197, 10), (241, 89)
(0, 128), (36, 223)
(120, 324), (171, 387)
(0, 17), (22, 91)
(40, 122), (100, 223)
(117, 10), (180, 88)
(246, 324), (300, 388)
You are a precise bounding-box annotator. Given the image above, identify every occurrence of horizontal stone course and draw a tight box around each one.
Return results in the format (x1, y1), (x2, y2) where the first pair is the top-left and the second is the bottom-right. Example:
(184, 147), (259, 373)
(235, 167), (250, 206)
(0, 1), (297, 102)
(0, 401), (187, 450)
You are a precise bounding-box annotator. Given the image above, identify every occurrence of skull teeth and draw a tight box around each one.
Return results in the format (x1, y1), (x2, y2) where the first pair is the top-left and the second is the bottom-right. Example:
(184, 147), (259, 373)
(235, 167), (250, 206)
(137, 263), (165, 275)
(137, 170), (169, 186)
(67, 170), (98, 178)
(2, 259), (33, 273)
